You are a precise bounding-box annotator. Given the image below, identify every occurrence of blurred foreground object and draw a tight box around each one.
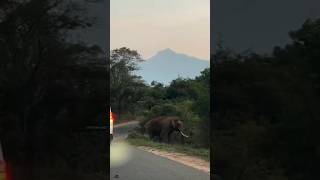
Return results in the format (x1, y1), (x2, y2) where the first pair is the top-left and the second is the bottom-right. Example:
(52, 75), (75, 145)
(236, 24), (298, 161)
(110, 142), (132, 167)
(0, 141), (11, 180)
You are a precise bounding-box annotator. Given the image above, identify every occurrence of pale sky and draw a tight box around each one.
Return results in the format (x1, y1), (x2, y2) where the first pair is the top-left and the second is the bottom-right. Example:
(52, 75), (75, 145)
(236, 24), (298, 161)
(111, 0), (210, 60)
(212, 0), (320, 54)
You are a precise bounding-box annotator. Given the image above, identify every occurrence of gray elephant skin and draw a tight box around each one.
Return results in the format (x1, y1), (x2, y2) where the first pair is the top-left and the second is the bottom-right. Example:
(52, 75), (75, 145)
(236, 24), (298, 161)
(144, 116), (189, 143)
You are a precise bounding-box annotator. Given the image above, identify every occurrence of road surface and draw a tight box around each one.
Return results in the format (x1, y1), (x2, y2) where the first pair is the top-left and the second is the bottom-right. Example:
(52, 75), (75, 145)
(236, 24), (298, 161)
(110, 121), (210, 180)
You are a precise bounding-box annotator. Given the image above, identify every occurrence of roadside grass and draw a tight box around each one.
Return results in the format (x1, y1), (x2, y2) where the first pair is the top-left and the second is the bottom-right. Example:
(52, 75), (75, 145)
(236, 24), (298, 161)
(126, 132), (210, 161)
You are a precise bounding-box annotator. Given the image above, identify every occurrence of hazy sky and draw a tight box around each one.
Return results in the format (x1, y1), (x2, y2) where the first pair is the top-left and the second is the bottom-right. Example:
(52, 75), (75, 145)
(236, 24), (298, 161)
(111, 0), (210, 60)
(212, 0), (320, 54)
(80, 0), (320, 58)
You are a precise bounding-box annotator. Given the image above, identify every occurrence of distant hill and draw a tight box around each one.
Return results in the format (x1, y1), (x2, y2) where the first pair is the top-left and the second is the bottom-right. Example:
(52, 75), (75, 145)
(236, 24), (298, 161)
(135, 48), (210, 85)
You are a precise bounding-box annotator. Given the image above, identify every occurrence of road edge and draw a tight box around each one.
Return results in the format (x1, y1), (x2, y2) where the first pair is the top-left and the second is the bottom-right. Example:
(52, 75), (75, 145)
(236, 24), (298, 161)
(137, 146), (210, 174)
(114, 121), (139, 128)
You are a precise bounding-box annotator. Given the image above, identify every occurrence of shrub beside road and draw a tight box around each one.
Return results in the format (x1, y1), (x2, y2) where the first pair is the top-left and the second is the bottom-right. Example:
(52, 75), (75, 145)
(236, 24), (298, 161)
(127, 132), (209, 161)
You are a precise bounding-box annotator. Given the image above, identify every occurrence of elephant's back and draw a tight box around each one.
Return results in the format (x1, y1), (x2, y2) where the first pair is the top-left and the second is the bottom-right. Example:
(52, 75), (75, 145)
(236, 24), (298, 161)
(148, 116), (180, 124)
(145, 116), (166, 130)
(145, 116), (180, 129)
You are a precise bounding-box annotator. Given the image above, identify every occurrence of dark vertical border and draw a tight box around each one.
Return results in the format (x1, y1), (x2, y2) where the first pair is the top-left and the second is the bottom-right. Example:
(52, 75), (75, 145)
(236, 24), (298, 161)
(210, 0), (214, 179)
(106, 0), (111, 176)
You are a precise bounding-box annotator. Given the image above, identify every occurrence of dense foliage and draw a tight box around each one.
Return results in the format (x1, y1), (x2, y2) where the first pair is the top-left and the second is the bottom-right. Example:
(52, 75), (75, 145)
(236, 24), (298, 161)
(110, 47), (210, 148)
(0, 1), (107, 179)
(213, 18), (320, 180)
(110, 47), (145, 119)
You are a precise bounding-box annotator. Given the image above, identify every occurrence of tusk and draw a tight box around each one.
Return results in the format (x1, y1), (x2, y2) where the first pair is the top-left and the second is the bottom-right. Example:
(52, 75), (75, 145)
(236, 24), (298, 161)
(179, 130), (189, 138)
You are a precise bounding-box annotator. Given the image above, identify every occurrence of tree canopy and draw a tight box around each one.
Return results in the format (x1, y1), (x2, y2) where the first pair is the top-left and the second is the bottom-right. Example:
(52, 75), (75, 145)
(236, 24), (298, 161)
(0, 1), (107, 179)
(213, 18), (320, 180)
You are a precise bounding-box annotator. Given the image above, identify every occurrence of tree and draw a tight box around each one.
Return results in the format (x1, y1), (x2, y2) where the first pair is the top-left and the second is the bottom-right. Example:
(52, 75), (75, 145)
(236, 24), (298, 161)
(0, 0), (107, 179)
(110, 47), (145, 119)
(212, 19), (320, 180)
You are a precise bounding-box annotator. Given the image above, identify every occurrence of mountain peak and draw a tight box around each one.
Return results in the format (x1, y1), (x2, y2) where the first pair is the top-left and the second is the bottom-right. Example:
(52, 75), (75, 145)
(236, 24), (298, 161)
(137, 48), (210, 85)
(157, 48), (176, 55)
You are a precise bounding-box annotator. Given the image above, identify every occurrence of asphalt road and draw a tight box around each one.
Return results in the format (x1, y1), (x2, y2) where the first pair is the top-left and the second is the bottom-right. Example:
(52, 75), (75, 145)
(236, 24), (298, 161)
(110, 121), (210, 180)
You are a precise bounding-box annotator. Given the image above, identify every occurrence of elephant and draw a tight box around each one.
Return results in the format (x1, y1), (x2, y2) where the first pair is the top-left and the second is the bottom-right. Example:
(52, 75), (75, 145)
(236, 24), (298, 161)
(144, 116), (189, 143)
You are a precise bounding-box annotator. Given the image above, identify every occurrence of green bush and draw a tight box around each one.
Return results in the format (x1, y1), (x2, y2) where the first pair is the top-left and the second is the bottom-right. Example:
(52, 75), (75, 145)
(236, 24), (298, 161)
(138, 100), (209, 148)
(175, 100), (203, 146)
(139, 103), (179, 128)
(127, 131), (148, 140)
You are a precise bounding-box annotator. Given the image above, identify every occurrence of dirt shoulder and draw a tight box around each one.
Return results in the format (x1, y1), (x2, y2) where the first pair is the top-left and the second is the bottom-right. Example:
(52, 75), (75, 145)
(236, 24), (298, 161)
(138, 146), (210, 174)
(127, 135), (209, 160)
(126, 133), (210, 174)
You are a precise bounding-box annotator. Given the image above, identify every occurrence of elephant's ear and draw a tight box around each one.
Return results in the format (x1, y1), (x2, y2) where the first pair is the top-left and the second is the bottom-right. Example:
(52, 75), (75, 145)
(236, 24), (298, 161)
(171, 119), (178, 128)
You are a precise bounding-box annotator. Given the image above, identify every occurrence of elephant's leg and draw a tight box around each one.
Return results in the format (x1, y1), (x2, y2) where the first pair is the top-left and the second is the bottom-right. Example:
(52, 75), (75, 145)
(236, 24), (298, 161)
(180, 135), (185, 144)
(149, 131), (157, 141)
(160, 129), (170, 143)
(151, 131), (159, 142)
(153, 135), (160, 142)
(168, 131), (174, 144)
(158, 134), (162, 143)
(151, 134), (156, 141)
(149, 131), (159, 142)
(149, 134), (154, 141)
(155, 135), (161, 142)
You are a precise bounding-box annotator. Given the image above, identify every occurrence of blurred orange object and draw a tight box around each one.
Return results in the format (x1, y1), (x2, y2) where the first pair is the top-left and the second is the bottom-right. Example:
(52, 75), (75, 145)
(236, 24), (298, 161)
(0, 141), (12, 180)
(4, 162), (12, 180)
